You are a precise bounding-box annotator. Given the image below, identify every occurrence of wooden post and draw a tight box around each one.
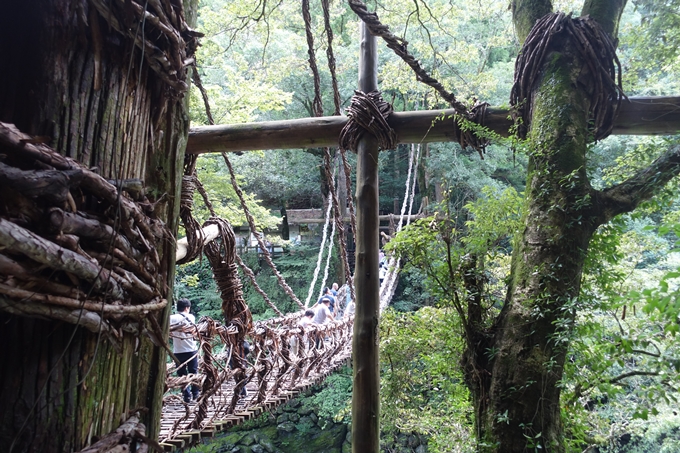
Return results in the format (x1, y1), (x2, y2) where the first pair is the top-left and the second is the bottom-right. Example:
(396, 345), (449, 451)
(352, 22), (381, 453)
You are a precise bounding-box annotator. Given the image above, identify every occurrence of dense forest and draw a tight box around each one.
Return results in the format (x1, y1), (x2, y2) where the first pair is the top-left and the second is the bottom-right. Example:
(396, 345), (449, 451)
(176, 0), (680, 452)
(0, 0), (678, 452)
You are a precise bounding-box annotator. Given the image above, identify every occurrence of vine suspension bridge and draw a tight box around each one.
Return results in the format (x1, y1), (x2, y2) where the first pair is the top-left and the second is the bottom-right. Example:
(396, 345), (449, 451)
(157, 134), (416, 451)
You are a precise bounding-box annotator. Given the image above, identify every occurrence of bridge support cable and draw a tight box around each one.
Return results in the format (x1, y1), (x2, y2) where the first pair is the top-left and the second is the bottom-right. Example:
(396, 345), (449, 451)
(305, 197), (334, 307)
(320, 208), (336, 299)
(177, 83), (285, 319)
(323, 148), (356, 308)
(380, 143), (421, 309)
(221, 152), (304, 309)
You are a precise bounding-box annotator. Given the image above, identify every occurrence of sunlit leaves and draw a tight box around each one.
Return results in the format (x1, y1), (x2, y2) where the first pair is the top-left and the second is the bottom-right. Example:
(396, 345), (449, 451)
(462, 186), (523, 256)
(191, 155), (281, 229)
(380, 307), (474, 453)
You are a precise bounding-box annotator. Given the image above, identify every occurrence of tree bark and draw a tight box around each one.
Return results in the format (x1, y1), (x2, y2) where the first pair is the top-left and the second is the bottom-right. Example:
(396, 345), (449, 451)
(0, 0), (195, 451)
(464, 2), (630, 451)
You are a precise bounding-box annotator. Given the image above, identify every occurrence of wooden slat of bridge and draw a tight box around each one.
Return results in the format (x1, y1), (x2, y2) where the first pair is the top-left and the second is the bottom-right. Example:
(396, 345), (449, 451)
(159, 334), (353, 451)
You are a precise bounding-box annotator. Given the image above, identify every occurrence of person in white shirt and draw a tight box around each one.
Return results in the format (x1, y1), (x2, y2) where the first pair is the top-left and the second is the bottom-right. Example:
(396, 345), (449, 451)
(290, 309), (315, 356)
(313, 297), (335, 324)
(344, 300), (355, 319)
(169, 298), (200, 403)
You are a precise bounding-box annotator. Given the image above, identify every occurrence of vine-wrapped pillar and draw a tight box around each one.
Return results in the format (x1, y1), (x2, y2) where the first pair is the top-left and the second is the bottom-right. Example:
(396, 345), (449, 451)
(0, 0), (197, 450)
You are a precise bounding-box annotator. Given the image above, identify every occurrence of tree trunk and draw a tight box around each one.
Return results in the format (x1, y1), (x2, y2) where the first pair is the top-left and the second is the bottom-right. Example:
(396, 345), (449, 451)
(0, 1), (194, 451)
(465, 1), (627, 451)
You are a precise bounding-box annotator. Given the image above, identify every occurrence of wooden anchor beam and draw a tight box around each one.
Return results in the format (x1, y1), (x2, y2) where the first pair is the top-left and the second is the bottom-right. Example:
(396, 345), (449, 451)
(187, 96), (680, 154)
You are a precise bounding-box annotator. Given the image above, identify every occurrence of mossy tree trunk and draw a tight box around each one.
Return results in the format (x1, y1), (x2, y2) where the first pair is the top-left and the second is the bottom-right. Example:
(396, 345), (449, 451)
(0, 0), (195, 451)
(459, 0), (678, 451)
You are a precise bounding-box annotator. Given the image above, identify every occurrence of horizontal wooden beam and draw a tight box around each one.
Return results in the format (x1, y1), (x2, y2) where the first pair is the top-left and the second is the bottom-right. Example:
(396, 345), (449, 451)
(186, 96), (680, 154)
(291, 214), (422, 224)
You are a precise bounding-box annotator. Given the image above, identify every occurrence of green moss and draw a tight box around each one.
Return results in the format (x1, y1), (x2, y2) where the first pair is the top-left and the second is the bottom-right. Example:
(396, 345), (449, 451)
(581, 0), (626, 38)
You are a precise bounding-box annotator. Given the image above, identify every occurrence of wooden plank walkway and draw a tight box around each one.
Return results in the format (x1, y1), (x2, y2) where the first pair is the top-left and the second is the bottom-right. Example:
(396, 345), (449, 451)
(159, 333), (353, 451)
(158, 266), (399, 451)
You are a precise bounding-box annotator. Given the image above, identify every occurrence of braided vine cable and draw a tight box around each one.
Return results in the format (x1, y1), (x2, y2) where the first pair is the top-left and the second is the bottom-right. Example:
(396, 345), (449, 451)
(510, 12), (625, 140)
(221, 152), (304, 309)
(347, 0), (489, 153)
(319, 209), (336, 299)
(302, 0), (324, 117)
(340, 149), (357, 268)
(235, 253), (283, 317)
(323, 149), (355, 302)
(322, 0), (341, 115)
(305, 197), (334, 307)
(347, 0), (469, 114)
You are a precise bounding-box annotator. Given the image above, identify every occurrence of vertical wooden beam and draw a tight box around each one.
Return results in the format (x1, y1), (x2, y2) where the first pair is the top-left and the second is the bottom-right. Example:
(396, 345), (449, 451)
(352, 22), (381, 453)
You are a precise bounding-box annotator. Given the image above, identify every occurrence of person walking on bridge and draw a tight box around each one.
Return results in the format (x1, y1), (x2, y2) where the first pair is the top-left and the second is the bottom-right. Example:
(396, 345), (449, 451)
(290, 309), (315, 356)
(169, 298), (200, 403)
(313, 297), (335, 324)
(317, 287), (336, 314)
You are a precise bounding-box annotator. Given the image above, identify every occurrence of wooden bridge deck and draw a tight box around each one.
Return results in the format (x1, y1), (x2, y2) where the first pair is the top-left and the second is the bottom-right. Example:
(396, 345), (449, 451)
(158, 325), (353, 451)
(158, 264), (399, 451)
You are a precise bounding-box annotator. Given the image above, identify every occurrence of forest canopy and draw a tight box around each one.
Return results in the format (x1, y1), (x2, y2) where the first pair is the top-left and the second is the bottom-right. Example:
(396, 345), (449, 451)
(177, 0), (680, 452)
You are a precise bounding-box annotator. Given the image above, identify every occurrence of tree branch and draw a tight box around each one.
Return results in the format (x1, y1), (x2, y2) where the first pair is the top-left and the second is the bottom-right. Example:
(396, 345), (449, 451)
(581, 0), (627, 41)
(609, 370), (659, 385)
(593, 144), (680, 225)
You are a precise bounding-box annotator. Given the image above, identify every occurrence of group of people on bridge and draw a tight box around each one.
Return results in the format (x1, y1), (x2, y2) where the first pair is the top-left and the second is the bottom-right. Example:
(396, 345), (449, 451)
(168, 282), (356, 404)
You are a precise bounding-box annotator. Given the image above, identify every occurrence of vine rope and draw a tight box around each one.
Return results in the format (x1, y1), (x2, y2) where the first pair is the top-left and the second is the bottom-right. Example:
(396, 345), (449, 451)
(339, 90), (397, 152)
(380, 143), (421, 307)
(347, 0), (489, 152)
(510, 12), (626, 140)
(305, 197), (334, 307)
(322, 0), (342, 115)
(303, 0), (355, 304)
(323, 150), (355, 302)
(221, 153), (304, 309)
(177, 174), (204, 265)
(302, 0), (324, 117)
(189, 70), (286, 317)
(319, 201), (336, 299)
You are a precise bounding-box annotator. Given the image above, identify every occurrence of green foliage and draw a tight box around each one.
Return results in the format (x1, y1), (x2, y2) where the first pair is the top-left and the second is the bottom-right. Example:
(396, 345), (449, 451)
(302, 366), (353, 423)
(175, 258), (224, 319)
(387, 185), (522, 325)
(183, 1), (680, 451)
(228, 149), (324, 209)
(190, 154), (281, 229)
(380, 307), (474, 453)
(620, 0), (680, 95)
(462, 186), (524, 256)
(601, 138), (680, 216)
(563, 218), (680, 452)
(239, 244), (340, 319)
(175, 243), (335, 320)
(425, 142), (527, 212)
(390, 265), (436, 311)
